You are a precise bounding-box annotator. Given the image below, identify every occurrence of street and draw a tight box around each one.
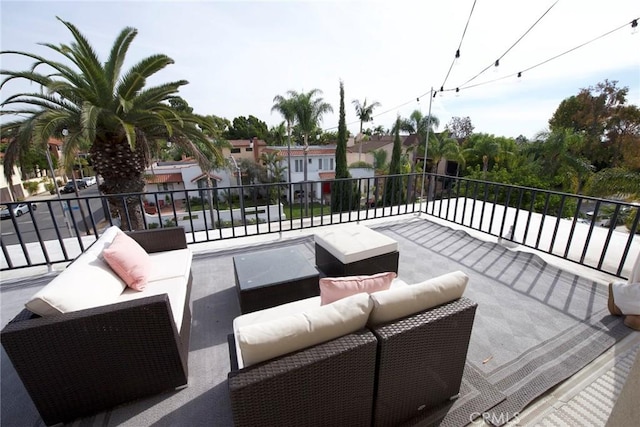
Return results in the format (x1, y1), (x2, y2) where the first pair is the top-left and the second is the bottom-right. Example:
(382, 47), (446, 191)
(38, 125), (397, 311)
(0, 186), (106, 245)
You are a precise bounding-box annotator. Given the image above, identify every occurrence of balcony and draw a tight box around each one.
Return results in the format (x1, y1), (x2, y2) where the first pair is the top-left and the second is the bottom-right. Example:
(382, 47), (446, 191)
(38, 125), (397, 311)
(1, 174), (639, 426)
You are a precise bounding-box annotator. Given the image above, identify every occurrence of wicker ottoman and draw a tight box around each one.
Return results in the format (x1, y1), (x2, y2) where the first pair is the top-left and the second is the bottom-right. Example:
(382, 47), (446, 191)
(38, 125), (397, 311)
(314, 225), (399, 277)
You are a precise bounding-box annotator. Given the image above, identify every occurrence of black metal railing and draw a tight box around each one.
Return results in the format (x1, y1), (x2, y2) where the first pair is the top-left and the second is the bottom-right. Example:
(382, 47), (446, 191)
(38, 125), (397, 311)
(1, 173), (638, 278)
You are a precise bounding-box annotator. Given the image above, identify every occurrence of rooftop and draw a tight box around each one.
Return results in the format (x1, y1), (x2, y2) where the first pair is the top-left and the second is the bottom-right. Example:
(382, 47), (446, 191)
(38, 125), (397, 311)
(1, 211), (638, 426)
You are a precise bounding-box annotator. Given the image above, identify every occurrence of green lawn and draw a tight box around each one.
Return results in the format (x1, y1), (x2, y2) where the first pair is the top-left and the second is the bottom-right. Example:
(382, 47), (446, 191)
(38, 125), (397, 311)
(286, 203), (330, 219)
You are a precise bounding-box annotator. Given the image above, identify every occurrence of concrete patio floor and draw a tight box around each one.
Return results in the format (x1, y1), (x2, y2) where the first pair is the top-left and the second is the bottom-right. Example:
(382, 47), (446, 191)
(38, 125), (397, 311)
(1, 212), (638, 426)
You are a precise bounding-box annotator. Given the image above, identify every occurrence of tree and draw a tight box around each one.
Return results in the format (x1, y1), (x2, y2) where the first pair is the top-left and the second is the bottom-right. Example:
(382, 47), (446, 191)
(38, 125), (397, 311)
(267, 122), (287, 146)
(397, 109), (440, 201)
(1, 18), (220, 230)
(290, 89), (333, 214)
(524, 129), (594, 193)
(271, 91), (297, 199)
(332, 81), (357, 212)
(445, 116), (474, 140)
(585, 168), (640, 199)
(372, 149), (389, 173)
(420, 131), (461, 198)
(549, 80), (640, 170)
(260, 151), (287, 202)
(463, 133), (501, 177)
(224, 115), (269, 141)
(384, 117), (404, 204)
(352, 98), (381, 161)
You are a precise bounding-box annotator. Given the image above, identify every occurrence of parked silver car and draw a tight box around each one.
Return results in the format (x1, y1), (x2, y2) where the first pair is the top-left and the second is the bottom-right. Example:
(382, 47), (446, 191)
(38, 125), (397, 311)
(0, 203), (37, 219)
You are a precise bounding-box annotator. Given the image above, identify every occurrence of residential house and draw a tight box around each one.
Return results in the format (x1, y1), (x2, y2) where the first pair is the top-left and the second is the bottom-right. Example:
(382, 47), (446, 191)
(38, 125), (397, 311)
(143, 159), (224, 206)
(220, 138), (268, 164)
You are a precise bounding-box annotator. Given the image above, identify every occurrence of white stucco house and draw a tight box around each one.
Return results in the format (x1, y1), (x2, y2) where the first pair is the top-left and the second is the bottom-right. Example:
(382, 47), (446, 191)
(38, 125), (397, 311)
(143, 159), (227, 206)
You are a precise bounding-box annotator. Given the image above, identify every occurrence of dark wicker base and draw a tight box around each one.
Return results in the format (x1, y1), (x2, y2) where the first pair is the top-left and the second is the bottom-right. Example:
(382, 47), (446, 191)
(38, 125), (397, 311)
(228, 329), (377, 427)
(0, 227), (192, 426)
(315, 243), (399, 277)
(370, 297), (478, 427)
(234, 267), (320, 314)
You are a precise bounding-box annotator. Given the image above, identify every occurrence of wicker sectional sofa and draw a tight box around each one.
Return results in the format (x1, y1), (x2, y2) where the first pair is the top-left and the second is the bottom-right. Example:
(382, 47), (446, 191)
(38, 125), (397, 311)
(1, 226), (193, 426)
(228, 271), (477, 427)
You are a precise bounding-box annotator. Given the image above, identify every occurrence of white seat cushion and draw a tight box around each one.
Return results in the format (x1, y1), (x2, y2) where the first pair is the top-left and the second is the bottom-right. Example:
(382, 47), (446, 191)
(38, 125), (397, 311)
(117, 276), (188, 332)
(234, 293), (373, 368)
(314, 224), (398, 264)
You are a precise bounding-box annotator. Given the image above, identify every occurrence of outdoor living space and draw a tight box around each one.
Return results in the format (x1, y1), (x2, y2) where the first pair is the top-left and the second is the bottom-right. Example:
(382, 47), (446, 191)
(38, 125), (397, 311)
(1, 213), (639, 426)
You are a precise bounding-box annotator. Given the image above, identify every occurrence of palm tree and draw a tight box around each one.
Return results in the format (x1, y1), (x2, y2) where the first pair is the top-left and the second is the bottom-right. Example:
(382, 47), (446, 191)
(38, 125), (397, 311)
(268, 122), (287, 146)
(397, 110), (440, 201)
(524, 129), (594, 192)
(586, 168), (640, 198)
(464, 134), (501, 178)
(1, 18), (220, 230)
(290, 89), (333, 214)
(271, 92), (298, 201)
(372, 149), (389, 174)
(419, 131), (461, 199)
(352, 98), (381, 161)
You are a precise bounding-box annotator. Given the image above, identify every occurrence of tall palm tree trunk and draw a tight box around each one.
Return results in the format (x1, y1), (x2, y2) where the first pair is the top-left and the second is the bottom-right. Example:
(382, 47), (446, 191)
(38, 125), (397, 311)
(91, 133), (148, 231)
(286, 121), (293, 203)
(303, 133), (309, 217)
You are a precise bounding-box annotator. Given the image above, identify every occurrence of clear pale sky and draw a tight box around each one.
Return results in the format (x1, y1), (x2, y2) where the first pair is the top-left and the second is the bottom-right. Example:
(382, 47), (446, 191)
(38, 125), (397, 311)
(1, 0), (639, 141)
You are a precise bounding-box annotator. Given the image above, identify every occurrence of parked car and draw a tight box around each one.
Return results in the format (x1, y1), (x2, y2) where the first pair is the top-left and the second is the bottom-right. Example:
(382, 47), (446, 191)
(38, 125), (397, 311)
(82, 176), (97, 186)
(61, 180), (88, 193)
(0, 203), (37, 219)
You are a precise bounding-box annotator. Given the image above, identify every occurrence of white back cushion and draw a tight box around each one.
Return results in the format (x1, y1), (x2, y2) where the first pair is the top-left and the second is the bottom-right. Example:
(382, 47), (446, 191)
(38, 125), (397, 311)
(368, 271), (469, 326)
(236, 292), (373, 367)
(25, 253), (126, 316)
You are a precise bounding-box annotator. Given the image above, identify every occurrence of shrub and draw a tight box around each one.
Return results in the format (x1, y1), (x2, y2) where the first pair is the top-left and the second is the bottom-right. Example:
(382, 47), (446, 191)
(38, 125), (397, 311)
(24, 181), (39, 194)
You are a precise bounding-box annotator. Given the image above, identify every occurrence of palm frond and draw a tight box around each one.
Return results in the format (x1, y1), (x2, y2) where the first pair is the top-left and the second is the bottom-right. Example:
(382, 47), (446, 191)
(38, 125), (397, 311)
(104, 27), (138, 89)
(116, 55), (175, 102)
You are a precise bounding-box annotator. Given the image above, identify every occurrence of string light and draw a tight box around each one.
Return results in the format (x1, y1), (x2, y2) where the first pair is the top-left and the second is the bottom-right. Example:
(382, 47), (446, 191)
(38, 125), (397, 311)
(322, 15), (639, 132)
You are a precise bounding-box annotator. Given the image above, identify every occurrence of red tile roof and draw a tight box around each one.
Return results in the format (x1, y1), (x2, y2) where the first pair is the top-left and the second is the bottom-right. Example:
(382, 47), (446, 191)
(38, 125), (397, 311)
(145, 173), (183, 184)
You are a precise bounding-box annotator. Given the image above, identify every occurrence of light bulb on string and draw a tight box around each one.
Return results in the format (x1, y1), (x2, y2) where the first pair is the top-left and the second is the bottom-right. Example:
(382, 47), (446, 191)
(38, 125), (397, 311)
(455, 49), (461, 64)
(517, 72), (522, 84)
(455, 88), (460, 98)
(632, 19), (638, 35)
(493, 59), (500, 73)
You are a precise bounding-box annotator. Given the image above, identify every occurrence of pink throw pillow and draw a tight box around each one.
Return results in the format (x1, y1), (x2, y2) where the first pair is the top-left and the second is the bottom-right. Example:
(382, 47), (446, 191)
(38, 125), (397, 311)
(103, 232), (151, 291)
(320, 272), (396, 305)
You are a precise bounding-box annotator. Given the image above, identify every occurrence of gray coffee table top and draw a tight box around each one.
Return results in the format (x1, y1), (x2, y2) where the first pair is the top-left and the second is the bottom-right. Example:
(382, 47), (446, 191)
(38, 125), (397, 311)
(233, 245), (318, 290)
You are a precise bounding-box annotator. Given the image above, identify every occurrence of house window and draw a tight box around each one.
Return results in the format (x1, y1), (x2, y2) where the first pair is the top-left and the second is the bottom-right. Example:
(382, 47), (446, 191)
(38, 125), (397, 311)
(245, 147), (253, 152)
(231, 148), (240, 153)
(159, 183), (174, 191)
(330, 158), (334, 170)
(295, 159), (303, 172)
(308, 158), (312, 164)
(318, 159), (323, 170)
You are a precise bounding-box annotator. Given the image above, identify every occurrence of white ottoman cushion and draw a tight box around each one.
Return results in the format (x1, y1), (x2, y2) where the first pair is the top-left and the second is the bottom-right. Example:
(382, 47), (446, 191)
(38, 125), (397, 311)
(314, 224), (398, 264)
